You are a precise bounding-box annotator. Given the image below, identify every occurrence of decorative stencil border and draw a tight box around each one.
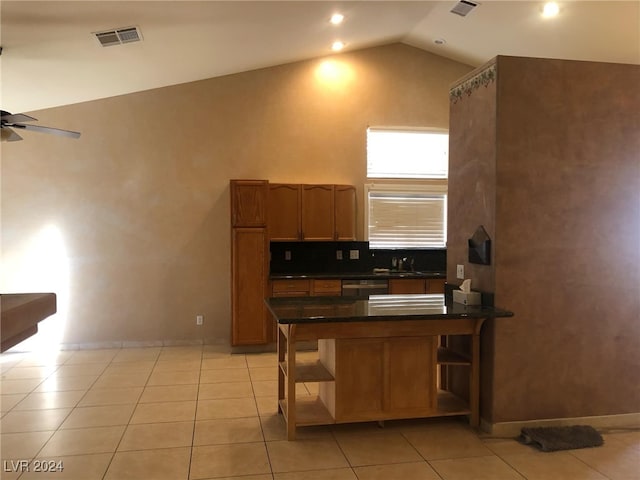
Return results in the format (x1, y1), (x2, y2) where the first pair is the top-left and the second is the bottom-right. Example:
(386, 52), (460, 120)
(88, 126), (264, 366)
(450, 63), (497, 103)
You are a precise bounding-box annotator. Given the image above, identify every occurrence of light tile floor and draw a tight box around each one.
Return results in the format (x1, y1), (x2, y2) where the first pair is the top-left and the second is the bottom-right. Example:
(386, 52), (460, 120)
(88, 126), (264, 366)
(0, 346), (638, 480)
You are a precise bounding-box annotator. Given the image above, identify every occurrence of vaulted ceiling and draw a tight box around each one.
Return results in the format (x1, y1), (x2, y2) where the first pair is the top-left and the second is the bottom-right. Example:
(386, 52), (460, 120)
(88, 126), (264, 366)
(1, 1), (638, 113)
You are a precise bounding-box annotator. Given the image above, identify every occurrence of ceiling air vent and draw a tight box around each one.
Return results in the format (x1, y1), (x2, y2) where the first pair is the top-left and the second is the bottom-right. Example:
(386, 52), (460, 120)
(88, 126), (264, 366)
(94, 26), (142, 47)
(450, 0), (479, 17)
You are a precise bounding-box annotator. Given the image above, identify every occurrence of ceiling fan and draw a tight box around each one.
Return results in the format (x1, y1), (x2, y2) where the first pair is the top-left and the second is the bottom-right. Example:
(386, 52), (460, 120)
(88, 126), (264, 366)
(1, 110), (81, 142)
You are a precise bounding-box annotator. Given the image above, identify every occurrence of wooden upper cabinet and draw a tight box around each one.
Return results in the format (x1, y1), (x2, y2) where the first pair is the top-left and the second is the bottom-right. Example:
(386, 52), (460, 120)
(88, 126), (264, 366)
(268, 183), (357, 241)
(230, 180), (268, 227)
(268, 184), (301, 241)
(302, 185), (335, 241)
(334, 185), (357, 241)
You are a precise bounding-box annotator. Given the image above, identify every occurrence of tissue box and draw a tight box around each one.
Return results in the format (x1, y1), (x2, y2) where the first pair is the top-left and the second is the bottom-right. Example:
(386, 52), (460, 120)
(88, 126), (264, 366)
(453, 290), (481, 306)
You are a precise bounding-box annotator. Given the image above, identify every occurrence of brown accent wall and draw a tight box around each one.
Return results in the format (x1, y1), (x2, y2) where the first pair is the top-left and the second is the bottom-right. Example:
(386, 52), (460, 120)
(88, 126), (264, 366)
(1, 43), (471, 346)
(449, 56), (640, 423)
(447, 60), (498, 412)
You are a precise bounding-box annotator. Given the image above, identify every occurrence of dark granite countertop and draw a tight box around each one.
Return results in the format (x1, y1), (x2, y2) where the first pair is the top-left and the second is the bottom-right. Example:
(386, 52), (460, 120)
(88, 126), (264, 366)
(270, 271), (446, 280)
(265, 294), (513, 324)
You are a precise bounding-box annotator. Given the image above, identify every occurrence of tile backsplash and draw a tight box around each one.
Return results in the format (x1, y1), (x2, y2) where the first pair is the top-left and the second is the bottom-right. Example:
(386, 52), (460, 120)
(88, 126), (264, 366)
(270, 241), (446, 274)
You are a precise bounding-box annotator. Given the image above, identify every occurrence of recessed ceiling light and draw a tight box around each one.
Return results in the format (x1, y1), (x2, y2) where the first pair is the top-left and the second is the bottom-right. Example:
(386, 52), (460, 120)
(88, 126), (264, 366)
(332, 41), (345, 52)
(330, 13), (344, 25)
(542, 2), (560, 17)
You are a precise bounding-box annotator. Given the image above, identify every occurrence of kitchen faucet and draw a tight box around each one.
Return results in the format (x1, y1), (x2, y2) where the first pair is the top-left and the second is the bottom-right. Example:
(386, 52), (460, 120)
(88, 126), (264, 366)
(391, 256), (415, 271)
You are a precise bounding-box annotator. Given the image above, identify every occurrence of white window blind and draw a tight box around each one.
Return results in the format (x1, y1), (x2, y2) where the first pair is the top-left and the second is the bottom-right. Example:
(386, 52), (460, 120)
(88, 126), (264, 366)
(367, 128), (448, 179)
(367, 187), (447, 249)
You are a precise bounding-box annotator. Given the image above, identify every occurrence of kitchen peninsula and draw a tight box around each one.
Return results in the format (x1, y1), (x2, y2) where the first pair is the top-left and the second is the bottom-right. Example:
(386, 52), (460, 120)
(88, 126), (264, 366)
(266, 294), (513, 440)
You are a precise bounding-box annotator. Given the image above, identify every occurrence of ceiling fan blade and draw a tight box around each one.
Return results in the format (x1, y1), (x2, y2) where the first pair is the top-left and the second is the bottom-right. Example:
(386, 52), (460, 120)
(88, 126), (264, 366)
(1, 113), (37, 123)
(0, 127), (24, 142)
(15, 123), (81, 139)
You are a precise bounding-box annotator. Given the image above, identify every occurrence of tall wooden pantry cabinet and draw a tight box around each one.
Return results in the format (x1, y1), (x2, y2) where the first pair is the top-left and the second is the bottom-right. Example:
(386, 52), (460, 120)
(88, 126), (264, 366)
(230, 180), (269, 346)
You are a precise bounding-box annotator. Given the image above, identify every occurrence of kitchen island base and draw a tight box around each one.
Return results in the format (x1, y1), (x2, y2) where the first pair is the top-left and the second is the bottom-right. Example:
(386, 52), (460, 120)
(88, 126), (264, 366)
(277, 317), (482, 440)
(268, 294), (513, 440)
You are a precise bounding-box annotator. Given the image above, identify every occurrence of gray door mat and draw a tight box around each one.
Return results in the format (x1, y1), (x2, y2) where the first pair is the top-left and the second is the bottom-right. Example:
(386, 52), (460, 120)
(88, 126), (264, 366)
(518, 425), (604, 452)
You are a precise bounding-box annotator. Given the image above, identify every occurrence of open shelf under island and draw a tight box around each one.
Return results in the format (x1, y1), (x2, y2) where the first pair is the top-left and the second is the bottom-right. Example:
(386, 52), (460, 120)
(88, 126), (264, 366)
(265, 293), (513, 440)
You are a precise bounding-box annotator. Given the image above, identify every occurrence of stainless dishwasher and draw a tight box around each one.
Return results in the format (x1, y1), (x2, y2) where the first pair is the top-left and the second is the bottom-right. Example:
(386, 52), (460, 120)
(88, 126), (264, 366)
(341, 279), (389, 296)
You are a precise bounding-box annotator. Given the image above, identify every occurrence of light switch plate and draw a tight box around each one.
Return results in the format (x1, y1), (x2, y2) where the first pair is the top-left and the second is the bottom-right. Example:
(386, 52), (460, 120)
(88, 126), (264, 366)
(336, 250), (343, 260)
(456, 264), (464, 279)
(349, 250), (359, 260)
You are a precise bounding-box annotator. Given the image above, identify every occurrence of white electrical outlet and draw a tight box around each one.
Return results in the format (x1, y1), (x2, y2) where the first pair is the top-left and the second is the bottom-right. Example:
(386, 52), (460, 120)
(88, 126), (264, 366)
(349, 249), (359, 260)
(285, 251), (291, 261)
(336, 250), (343, 260)
(196, 315), (203, 326)
(456, 264), (464, 279)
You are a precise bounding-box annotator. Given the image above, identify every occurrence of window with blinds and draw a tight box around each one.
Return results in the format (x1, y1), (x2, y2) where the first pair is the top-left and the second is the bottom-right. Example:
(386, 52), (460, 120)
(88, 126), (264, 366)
(366, 127), (448, 249)
(366, 187), (447, 248)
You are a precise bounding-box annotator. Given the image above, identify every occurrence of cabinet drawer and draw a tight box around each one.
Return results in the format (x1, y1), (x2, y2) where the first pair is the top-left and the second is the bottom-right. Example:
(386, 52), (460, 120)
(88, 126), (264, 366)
(426, 279), (446, 294)
(272, 279), (310, 295)
(311, 279), (342, 296)
(389, 279), (426, 294)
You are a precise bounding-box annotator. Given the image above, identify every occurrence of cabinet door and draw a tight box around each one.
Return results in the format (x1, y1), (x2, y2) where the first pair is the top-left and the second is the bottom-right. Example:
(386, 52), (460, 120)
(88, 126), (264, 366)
(335, 338), (385, 421)
(334, 185), (357, 241)
(231, 228), (268, 345)
(268, 184), (301, 241)
(301, 185), (334, 241)
(230, 180), (268, 227)
(387, 337), (437, 412)
(389, 279), (426, 294)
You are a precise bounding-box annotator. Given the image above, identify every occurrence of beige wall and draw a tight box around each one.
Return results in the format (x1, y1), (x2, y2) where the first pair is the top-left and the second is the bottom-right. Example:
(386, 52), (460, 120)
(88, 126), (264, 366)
(448, 56), (640, 424)
(1, 43), (471, 347)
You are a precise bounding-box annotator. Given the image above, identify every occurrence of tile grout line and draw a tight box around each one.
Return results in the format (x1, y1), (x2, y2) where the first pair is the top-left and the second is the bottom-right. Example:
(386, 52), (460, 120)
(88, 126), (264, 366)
(186, 344), (204, 480)
(247, 354), (277, 478)
(397, 429), (447, 480)
(329, 428), (360, 479)
(566, 448), (616, 480)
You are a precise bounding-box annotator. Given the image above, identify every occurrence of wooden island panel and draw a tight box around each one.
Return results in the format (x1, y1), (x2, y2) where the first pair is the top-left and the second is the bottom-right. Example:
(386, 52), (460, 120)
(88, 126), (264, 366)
(326, 336), (438, 423)
(334, 338), (386, 421)
(387, 337), (437, 413)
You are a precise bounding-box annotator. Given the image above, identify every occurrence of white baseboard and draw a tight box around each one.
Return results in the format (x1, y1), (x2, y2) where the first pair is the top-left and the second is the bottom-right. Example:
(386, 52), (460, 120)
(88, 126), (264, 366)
(481, 413), (640, 438)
